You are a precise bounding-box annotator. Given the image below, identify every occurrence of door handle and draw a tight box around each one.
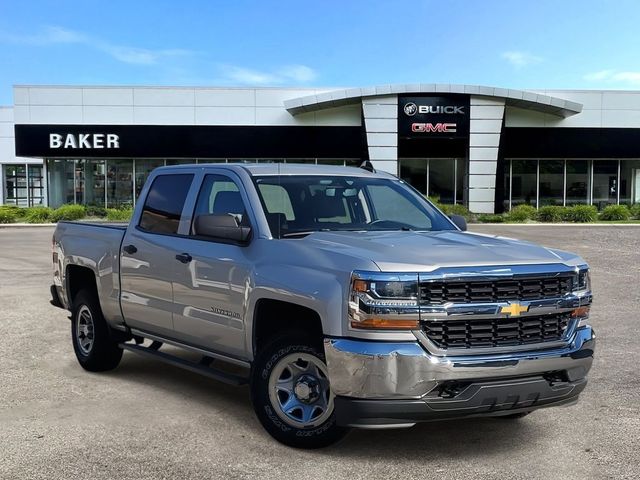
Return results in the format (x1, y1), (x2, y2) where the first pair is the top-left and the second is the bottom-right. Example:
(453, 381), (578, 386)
(175, 253), (193, 264)
(123, 244), (137, 254)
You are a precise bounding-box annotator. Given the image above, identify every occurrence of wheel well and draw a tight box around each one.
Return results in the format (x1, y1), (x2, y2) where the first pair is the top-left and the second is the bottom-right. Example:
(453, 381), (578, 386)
(66, 265), (97, 305)
(253, 299), (323, 354)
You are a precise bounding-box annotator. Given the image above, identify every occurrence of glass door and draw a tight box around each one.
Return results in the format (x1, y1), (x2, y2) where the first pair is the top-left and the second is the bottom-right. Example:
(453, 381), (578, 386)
(134, 159), (164, 201)
(106, 159), (133, 208)
(399, 158), (463, 204)
(428, 159), (456, 204)
(47, 159), (75, 208)
(592, 160), (618, 208)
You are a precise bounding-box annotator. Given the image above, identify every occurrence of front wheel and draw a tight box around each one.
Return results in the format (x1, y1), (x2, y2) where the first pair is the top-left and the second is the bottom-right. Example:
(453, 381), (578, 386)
(250, 333), (348, 448)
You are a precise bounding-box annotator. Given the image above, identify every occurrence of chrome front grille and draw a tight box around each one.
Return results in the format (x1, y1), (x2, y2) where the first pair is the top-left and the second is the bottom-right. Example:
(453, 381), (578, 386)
(419, 275), (574, 305)
(422, 313), (572, 349)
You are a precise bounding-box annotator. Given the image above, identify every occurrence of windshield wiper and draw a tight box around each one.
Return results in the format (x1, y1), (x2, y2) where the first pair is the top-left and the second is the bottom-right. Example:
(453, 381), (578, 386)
(281, 229), (331, 238)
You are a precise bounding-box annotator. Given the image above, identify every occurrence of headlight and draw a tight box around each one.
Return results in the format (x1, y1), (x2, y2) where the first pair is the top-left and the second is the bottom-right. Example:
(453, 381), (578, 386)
(348, 272), (420, 330)
(572, 267), (592, 327)
(575, 268), (591, 292)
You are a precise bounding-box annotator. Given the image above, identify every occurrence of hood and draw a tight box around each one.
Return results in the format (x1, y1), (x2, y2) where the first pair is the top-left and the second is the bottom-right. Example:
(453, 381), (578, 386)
(298, 230), (584, 272)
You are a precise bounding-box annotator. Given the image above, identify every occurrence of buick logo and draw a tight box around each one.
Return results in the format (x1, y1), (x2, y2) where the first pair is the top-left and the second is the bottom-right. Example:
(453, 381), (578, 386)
(403, 102), (417, 116)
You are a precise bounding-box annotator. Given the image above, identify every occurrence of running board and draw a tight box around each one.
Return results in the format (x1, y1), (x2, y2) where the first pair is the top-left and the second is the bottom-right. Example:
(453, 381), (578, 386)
(119, 342), (248, 386)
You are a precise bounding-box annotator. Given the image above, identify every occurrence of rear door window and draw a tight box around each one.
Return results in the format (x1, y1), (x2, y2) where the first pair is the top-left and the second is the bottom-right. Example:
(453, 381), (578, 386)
(139, 174), (194, 234)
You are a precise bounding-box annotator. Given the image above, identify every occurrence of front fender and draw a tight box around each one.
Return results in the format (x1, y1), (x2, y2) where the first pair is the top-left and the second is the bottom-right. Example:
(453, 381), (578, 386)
(244, 264), (350, 360)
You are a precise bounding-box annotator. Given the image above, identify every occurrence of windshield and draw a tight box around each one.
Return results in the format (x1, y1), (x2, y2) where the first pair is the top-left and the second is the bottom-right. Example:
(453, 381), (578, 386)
(253, 175), (456, 238)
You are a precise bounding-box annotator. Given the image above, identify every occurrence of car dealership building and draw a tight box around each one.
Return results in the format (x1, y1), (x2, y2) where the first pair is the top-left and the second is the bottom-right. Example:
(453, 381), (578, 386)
(2, 83), (640, 213)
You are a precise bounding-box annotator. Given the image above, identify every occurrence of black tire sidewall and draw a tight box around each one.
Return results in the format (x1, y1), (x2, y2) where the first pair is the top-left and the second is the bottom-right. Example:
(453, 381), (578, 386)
(71, 290), (122, 371)
(251, 334), (347, 449)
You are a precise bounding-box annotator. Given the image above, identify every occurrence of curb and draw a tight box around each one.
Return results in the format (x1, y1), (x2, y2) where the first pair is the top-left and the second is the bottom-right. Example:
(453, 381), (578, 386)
(0, 219), (119, 228)
(0, 223), (57, 228)
(471, 223), (640, 226)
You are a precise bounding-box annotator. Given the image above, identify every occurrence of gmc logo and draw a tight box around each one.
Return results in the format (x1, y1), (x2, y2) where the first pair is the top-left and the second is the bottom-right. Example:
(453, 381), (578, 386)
(411, 123), (457, 133)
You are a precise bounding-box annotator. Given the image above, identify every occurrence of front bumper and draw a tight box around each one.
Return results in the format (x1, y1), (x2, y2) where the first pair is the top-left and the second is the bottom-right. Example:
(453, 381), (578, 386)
(50, 284), (65, 309)
(325, 326), (595, 427)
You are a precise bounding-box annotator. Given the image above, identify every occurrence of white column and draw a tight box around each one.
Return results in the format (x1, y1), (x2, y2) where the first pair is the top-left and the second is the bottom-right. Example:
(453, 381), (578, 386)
(0, 163), (4, 205)
(42, 158), (49, 207)
(362, 95), (398, 175)
(468, 96), (505, 213)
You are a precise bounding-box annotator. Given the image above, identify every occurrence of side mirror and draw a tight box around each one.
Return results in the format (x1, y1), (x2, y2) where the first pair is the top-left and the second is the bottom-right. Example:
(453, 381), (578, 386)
(194, 214), (251, 242)
(449, 214), (467, 231)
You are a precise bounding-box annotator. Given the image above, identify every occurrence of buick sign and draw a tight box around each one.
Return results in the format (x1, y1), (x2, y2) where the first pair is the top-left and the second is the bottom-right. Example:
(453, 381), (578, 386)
(420, 105), (464, 114)
(398, 95), (470, 138)
(403, 102), (418, 116)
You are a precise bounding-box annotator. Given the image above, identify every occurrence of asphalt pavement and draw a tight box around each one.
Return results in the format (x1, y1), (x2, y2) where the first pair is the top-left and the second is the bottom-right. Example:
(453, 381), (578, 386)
(0, 225), (638, 479)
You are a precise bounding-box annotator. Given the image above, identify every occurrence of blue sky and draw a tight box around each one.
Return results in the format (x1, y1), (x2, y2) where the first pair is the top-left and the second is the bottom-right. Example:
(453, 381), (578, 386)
(1, 0), (640, 104)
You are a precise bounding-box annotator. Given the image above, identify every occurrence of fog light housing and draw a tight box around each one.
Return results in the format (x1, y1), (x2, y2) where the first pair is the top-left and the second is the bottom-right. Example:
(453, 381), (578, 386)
(571, 305), (591, 328)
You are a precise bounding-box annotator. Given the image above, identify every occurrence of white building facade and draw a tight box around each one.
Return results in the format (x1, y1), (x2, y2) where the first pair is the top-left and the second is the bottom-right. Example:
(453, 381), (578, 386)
(0, 106), (45, 206)
(3, 84), (640, 212)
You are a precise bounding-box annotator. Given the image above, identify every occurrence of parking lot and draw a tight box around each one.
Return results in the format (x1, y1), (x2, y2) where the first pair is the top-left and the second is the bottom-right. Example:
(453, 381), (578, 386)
(0, 225), (638, 480)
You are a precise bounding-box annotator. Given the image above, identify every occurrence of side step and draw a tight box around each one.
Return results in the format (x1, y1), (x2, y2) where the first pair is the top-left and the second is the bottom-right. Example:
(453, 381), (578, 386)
(119, 342), (248, 386)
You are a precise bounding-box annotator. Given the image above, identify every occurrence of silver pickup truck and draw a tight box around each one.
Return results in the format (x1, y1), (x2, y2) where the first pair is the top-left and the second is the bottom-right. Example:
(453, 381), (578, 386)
(51, 163), (595, 448)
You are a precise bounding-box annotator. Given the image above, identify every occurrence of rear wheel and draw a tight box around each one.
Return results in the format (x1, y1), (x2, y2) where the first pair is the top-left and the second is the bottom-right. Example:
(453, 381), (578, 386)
(71, 290), (123, 371)
(250, 332), (348, 448)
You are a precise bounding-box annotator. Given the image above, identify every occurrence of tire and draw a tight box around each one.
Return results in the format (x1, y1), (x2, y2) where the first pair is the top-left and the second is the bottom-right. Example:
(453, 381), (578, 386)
(71, 289), (123, 372)
(250, 332), (348, 448)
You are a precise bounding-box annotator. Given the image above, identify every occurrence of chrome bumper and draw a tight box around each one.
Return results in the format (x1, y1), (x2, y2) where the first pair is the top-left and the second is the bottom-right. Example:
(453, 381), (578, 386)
(324, 326), (595, 399)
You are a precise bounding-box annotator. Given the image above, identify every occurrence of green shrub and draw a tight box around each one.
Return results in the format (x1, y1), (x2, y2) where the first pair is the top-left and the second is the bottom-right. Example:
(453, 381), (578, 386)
(630, 204), (640, 219)
(0, 208), (18, 223)
(440, 203), (472, 220)
(507, 204), (537, 222)
(50, 204), (86, 222)
(536, 206), (565, 223)
(426, 195), (441, 205)
(24, 206), (53, 223)
(477, 214), (505, 223)
(106, 208), (133, 221)
(599, 204), (631, 221)
(85, 205), (108, 218)
(563, 205), (598, 223)
(0, 205), (25, 218)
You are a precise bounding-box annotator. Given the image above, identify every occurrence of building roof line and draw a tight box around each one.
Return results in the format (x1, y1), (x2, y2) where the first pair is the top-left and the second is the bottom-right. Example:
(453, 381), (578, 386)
(284, 83), (583, 117)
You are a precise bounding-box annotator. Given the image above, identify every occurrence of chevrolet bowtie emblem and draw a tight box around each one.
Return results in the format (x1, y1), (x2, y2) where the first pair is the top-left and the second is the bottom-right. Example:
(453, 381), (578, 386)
(500, 302), (529, 317)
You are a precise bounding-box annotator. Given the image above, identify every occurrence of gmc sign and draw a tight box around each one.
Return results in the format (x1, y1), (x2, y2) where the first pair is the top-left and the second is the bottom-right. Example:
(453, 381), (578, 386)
(398, 95), (469, 139)
(411, 123), (457, 133)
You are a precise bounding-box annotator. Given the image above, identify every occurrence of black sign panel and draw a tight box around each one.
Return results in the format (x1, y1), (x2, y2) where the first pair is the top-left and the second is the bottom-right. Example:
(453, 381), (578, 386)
(398, 95), (470, 139)
(13, 124), (363, 159)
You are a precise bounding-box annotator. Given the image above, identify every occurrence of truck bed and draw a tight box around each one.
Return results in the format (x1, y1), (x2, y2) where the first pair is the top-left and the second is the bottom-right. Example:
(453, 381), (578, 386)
(53, 220), (128, 326)
(59, 220), (128, 229)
